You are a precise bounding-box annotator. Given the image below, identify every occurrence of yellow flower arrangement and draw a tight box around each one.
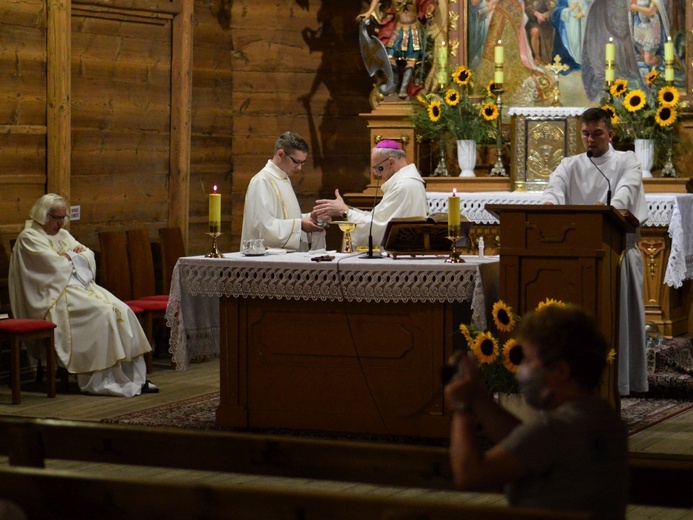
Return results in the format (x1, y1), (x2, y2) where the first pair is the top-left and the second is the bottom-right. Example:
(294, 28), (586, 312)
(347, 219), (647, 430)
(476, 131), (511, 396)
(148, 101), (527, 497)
(410, 66), (498, 144)
(457, 297), (575, 394)
(602, 70), (680, 148)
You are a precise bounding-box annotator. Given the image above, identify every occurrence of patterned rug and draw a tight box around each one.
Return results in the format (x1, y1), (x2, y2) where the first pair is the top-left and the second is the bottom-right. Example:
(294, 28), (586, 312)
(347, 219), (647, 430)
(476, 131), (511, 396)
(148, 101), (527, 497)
(102, 392), (693, 440)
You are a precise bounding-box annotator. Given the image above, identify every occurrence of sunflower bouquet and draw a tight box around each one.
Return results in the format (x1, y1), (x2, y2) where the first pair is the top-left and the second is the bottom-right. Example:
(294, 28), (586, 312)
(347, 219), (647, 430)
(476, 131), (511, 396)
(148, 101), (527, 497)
(602, 70), (680, 148)
(410, 65), (499, 144)
(457, 298), (568, 394)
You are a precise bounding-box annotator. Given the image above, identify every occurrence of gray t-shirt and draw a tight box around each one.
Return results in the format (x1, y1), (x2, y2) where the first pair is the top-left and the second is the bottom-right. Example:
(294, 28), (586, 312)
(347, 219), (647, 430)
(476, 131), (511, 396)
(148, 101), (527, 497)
(500, 398), (628, 519)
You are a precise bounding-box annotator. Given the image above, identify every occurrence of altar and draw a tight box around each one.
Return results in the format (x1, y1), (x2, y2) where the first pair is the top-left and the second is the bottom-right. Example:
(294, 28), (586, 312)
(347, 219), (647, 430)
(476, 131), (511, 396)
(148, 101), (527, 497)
(166, 253), (499, 436)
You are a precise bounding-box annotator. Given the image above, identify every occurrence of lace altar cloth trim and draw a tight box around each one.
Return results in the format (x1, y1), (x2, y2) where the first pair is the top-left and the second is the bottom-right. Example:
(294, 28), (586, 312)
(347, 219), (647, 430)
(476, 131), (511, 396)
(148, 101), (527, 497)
(507, 106), (586, 117)
(427, 192), (693, 288)
(166, 255), (495, 370)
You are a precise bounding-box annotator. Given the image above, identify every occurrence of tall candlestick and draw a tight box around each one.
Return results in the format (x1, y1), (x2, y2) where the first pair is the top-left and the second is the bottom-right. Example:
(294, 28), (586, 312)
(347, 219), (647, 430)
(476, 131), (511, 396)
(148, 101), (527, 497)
(209, 185), (221, 232)
(605, 37), (615, 82)
(448, 189), (461, 237)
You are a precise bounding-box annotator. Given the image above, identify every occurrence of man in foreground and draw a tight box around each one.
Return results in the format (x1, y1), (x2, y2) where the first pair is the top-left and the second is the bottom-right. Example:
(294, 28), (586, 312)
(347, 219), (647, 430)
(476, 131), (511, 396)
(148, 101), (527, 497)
(541, 107), (648, 396)
(445, 305), (628, 519)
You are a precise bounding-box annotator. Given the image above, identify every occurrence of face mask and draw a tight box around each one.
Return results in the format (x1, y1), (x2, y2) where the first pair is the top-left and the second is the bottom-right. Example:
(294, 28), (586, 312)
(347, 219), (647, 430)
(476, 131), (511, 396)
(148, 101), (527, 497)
(516, 365), (551, 409)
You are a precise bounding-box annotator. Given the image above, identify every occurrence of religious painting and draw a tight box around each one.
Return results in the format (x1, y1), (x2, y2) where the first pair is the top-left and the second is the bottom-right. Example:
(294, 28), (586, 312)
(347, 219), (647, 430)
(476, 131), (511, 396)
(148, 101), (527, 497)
(464, 0), (688, 108)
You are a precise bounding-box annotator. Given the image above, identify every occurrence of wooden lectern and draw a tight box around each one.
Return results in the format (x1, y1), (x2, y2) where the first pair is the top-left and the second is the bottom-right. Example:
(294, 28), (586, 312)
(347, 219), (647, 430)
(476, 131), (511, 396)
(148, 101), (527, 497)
(486, 204), (638, 409)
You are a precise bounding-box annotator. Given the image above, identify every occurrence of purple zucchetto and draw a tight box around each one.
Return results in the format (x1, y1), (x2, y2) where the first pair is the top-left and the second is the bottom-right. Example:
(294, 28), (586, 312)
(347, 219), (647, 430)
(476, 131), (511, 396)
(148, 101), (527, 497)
(375, 139), (402, 150)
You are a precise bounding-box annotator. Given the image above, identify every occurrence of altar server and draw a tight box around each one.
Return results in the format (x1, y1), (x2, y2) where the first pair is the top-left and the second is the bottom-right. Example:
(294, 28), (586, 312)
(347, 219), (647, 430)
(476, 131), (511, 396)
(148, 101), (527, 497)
(9, 194), (157, 397)
(241, 131), (325, 251)
(445, 305), (628, 518)
(313, 139), (428, 248)
(541, 106), (648, 396)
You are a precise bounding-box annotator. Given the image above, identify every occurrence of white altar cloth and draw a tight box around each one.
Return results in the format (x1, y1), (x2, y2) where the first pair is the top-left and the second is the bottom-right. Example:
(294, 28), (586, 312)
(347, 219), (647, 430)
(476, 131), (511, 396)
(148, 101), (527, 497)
(166, 252), (499, 370)
(427, 192), (693, 288)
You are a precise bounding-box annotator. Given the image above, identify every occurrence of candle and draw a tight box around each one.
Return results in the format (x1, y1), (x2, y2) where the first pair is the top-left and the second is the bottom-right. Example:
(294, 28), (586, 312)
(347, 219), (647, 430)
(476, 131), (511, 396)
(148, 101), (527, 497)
(448, 189), (461, 237)
(437, 41), (448, 86)
(494, 40), (504, 65)
(494, 40), (504, 85)
(605, 37), (615, 81)
(664, 36), (674, 61)
(605, 38), (615, 61)
(209, 185), (221, 232)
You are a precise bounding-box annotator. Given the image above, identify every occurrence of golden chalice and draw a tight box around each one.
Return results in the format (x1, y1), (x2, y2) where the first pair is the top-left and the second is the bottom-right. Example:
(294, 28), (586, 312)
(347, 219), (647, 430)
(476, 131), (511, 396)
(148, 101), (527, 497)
(337, 221), (357, 253)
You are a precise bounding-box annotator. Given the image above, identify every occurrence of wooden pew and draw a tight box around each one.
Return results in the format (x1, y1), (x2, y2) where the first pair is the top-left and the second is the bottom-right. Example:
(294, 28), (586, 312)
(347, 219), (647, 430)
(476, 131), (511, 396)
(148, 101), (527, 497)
(0, 465), (589, 520)
(0, 417), (690, 509)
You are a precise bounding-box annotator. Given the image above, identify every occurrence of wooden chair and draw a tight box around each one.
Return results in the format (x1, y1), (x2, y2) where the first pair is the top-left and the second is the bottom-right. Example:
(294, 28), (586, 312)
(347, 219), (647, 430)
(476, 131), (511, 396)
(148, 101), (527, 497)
(0, 319), (57, 405)
(125, 229), (169, 371)
(98, 230), (154, 373)
(159, 226), (186, 294)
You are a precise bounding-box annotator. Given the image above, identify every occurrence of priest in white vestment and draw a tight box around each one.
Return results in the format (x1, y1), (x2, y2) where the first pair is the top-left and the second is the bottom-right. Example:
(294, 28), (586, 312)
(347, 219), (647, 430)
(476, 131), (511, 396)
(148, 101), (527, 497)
(541, 107), (648, 396)
(241, 131), (325, 252)
(313, 140), (428, 248)
(9, 194), (157, 397)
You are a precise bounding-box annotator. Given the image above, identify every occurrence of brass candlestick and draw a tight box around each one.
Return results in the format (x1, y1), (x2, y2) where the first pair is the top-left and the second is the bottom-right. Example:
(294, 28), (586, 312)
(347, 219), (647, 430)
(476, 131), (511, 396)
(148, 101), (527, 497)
(205, 225), (224, 258)
(660, 78), (678, 178)
(489, 86), (507, 177)
(546, 55), (569, 107)
(445, 230), (465, 263)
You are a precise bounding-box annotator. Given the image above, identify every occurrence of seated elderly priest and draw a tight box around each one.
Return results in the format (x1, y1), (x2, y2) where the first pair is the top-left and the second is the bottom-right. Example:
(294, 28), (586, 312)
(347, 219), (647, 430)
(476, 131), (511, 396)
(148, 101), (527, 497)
(9, 193), (157, 397)
(313, 140), (428, 248)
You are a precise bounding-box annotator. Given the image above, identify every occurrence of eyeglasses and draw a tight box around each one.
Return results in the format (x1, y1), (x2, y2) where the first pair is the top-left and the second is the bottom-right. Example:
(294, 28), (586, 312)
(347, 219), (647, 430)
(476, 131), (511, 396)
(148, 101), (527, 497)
(287, 154), (307, 167)
(47, 213), (69, 221)
(371, 157), (390, 174)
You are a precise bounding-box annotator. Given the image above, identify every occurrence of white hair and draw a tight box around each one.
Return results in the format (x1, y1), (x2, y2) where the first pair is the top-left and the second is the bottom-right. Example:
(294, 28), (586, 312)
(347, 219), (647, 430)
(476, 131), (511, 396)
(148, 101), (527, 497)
(29, 193), (67, 225)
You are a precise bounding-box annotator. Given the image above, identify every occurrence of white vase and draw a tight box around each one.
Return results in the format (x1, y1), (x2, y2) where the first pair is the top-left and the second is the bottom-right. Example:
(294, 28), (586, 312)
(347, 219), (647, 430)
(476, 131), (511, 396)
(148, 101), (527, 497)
(634, 139), (654, 178)
(457, 139), (477, 177)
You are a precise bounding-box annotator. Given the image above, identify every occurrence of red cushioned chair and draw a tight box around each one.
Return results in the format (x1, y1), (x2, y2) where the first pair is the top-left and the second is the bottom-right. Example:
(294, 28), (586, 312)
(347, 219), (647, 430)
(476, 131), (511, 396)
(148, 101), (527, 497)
(0, 318), (57, 405)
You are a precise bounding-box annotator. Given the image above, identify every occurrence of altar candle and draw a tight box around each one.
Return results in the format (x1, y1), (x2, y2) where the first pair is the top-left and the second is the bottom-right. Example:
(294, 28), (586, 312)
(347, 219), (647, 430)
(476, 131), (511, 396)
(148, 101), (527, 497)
(448, 189), (461, 237)
(665, 37), (675, 81)
(437, 41), (448, 86)
(494, 40), (504, 85)
(209, 185), (221, 232)
(605, 38), (615, 81)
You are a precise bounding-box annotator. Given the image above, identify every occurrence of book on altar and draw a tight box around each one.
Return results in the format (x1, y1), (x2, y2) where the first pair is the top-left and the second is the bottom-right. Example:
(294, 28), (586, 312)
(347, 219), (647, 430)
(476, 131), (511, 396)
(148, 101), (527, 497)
(382, 213), (473, 258)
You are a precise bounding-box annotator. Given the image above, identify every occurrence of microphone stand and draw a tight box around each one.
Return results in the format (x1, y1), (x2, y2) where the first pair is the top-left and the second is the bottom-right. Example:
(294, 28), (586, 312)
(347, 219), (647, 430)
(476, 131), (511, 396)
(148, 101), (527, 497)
(360, 173), (382, 259)
(587, 150), (611, 206)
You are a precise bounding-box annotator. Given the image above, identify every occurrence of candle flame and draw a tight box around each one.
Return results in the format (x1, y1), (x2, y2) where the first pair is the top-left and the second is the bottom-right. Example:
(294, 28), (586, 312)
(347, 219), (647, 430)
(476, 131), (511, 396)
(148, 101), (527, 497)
(608, 37), (613, 43)
(452, 188), (457, 197)
(213, 185), (218, 193)
(497, 40), (502, 45)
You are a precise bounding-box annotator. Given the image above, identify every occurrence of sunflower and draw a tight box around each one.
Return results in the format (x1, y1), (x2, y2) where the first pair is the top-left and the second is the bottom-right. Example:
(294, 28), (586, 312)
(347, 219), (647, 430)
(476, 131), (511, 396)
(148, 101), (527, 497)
(471, 331), (499, 364)
(445, 89), (460, 106)
(535, 298), (567, 312)
(655, 106), (677, 127)
(416, 94), (428, 106)
(452, 65), (471, 86)
(624, 89), (647, 112)
(606, 348), (616, 365)
(658, 86), (680, 108)
(502, 339), (523, 373)
(427, 100), (442, 122)
(610, 79), (628, 97)
(645, 70), (658, 86)
(601, 104), (618, 125)
(459, 323), (474, 346)
(486, 81), (498, 97)
(481, 102), (499, 121)
(492, 300), (516, 332)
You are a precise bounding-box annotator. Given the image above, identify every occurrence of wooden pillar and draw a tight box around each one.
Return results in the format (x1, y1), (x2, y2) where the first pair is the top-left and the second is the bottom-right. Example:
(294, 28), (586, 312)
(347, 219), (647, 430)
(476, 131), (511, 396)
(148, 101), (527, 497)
(169, 0), (193, 248)
(46, 0), (71, 199)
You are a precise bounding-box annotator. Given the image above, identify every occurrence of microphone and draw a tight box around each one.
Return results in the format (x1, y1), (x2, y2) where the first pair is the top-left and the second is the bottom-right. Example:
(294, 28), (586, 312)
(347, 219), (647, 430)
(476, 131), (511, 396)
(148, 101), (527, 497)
(361, 172), (382, 259)
(587, 150), (611, 206)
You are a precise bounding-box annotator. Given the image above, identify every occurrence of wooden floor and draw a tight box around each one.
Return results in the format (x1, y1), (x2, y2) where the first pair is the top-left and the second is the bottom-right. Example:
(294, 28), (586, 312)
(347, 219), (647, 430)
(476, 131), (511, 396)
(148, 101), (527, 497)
(0, 356), (690, 519)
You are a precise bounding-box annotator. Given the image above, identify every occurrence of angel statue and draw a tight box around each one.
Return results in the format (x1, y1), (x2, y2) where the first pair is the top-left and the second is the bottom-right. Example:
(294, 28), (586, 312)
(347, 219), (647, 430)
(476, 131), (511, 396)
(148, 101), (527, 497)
(357, 0), (448, 105)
